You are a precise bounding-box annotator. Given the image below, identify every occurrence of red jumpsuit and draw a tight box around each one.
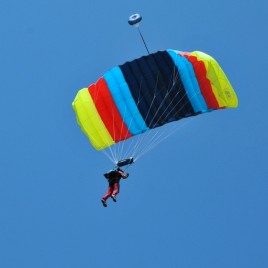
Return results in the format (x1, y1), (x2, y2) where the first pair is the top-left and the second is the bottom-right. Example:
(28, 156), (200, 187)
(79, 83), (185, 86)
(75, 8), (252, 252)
(102, 170), (128, 201)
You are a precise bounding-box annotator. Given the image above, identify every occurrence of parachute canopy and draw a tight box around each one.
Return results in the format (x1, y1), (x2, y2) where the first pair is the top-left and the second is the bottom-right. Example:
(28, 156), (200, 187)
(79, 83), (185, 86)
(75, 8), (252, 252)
(72, 50), (238, 150)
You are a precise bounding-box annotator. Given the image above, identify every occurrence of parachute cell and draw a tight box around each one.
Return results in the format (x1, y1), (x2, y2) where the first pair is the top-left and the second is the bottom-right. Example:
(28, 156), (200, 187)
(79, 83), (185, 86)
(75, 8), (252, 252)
(72, 50), (238, 151)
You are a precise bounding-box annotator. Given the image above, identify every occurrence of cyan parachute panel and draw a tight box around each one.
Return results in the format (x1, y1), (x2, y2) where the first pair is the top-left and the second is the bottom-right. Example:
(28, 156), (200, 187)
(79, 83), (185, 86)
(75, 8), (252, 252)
(103, 67), (148, 136)
(72, 49), (238, 150)
(167, 50), (208, 113)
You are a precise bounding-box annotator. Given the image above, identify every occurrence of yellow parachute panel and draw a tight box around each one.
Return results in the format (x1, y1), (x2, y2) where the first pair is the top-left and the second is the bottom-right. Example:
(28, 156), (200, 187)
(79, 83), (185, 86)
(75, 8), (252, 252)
(72, 88), (115, 150)
(192, 51), (238, 108)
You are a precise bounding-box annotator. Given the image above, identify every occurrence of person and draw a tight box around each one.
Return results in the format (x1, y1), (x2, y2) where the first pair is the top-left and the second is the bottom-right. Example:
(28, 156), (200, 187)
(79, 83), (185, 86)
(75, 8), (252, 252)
(101, 168), (129, 207)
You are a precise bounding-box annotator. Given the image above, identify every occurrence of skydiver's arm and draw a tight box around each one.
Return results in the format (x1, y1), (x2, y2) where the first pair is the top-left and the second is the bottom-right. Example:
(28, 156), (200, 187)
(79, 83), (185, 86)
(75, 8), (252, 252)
(119, 170), (129, 179)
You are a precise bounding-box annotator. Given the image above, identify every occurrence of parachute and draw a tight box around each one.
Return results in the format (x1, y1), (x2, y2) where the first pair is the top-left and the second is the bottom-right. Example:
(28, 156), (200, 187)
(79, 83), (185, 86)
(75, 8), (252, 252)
(73, 50), (237, 144)
(72, 49), (238, 163)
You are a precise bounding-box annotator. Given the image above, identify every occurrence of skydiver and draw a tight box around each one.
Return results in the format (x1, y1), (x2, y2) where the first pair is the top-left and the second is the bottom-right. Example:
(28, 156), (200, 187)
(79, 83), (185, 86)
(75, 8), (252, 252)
(101, 168), (129, 207)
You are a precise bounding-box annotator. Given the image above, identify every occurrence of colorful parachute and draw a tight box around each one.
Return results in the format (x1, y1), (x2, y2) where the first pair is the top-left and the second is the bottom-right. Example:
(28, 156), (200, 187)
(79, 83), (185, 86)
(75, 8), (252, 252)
(72, 50), (238, 151)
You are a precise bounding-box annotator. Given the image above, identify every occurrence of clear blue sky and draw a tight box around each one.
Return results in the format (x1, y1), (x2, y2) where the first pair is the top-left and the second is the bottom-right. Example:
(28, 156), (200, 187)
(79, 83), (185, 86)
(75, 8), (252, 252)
(1, 0), (267, 267)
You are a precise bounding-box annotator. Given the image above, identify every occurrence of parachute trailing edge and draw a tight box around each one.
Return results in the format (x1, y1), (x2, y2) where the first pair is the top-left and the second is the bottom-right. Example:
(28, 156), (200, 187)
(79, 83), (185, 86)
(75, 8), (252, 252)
(72, 50), (238, 151)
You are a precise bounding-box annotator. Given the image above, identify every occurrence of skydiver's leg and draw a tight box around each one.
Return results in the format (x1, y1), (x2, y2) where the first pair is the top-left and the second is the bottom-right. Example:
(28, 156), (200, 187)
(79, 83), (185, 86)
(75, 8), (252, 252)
(102, 184), (114, 200)
(112, 183), (120, 196)
(111, 183), (120, 202)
